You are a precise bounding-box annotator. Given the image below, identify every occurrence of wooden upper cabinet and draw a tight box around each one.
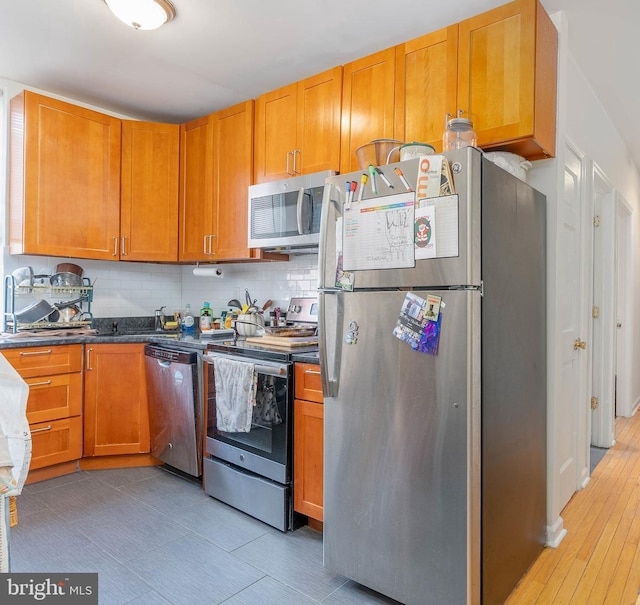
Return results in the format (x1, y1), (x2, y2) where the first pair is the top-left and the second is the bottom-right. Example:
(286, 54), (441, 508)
(395, 26), (459, 153)
(10, 91), (121, 259)
(457, 0), (557, 159)
(179, 114), (214, 262)
(121, 121), (179, 262)
(212, 100), (254, 259)
(254, 66), (342, 183)
(340, 48), (396, 174)
(295, 67), (342, 176)
(254, 83), (297, 183)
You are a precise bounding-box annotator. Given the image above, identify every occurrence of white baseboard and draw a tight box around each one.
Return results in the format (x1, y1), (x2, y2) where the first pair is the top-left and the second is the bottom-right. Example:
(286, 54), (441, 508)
(546, 516), (567, 548)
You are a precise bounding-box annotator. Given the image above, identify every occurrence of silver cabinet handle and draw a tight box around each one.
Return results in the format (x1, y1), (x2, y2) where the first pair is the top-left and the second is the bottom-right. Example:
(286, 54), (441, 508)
(86, 347), (93, 371)
(208, 234), (216, 256)
(286, 151), (294, 176)
(203, 234), (208, 255)
(26, 380), (52, 388)
(121, 236), (127, 256)
(113, 236), (118, 256)
(293, 149), (301, 174)
(31, 425), (52, 434)
(304, 369), (321, 376)
(19, 349), (52, 357)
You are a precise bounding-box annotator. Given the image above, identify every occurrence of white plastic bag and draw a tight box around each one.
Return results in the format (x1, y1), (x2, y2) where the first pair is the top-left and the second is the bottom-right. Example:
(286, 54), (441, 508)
(0, 353), (32, 496)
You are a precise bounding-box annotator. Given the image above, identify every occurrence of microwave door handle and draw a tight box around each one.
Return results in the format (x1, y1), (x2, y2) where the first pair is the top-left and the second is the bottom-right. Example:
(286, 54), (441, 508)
(296, 187), (305, 235)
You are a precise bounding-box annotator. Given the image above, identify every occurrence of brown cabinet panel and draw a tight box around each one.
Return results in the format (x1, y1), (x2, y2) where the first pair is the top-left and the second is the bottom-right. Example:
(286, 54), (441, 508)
(3, 344), (82, 378)
(340, 48), (396, 174)
(255, 66), (342, 183)
(213, 100), (254, 259)
(179, 114), (214, 261)
(254, 83), (298, 183)
(294, 363), (323, 403)
(296, 67), (342, 176)
(25, 372), (82, 424)
(395, 26), (459, 152)
(83, 343), (150, 457)
(457, 0), (556, 158)
(121, 120), (180, 261)
(29, 416), (83, 470)
(10, 91), (121, 259)
(294, 398), (324, 521)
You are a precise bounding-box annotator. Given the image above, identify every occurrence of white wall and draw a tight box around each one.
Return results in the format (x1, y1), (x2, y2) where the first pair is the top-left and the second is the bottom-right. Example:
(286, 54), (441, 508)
(529, 11), (640, 546)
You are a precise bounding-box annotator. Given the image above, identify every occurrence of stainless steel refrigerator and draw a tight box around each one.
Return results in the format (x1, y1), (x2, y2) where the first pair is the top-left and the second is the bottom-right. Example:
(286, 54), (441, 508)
(318, 147), (546, 605)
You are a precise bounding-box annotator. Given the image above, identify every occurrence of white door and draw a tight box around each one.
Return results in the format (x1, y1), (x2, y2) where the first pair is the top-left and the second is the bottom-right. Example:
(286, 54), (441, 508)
(556, 141), (590, 508)
(590, 163), (616, 448)
(615, 195), (633, 418)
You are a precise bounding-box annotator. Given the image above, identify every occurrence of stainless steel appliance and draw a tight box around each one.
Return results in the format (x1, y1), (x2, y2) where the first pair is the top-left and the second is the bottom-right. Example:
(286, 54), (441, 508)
(144, 344), (203, 477)
(247, 170), (334, 253)
(203, 297), (319, 531)
(318, 147), (547, 605)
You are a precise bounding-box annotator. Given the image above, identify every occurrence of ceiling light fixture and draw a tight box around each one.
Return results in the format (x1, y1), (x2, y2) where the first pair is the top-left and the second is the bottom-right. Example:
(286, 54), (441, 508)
(105, 0), (176, 30)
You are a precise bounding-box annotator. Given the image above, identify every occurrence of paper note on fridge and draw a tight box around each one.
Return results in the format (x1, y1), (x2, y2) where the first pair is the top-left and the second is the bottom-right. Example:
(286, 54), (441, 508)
(417, 194), (459, 259)
(342, 192), (416, 271)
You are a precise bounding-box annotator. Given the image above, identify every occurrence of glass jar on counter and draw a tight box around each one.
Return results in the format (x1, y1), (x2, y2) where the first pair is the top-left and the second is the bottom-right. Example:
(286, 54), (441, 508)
(443, 114), (477, 151)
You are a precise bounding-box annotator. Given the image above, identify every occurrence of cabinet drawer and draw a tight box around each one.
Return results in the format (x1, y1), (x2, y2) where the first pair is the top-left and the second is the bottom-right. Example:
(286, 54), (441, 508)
(294, 363), (323, 403)
(25, 372), (82, 424)
(4, 344), (82, 378)
(29, 416), (82, 470)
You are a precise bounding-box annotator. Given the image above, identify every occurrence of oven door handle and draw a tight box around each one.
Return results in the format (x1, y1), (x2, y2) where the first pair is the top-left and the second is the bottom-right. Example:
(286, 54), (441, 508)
(204, 354), (288, 378)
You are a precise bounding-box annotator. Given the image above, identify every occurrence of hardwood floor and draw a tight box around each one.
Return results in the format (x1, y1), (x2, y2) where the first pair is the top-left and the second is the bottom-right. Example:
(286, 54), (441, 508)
(506, 413), (640, 605)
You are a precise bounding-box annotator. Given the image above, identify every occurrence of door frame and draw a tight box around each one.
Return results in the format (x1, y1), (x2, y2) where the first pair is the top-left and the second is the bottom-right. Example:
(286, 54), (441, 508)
(615, 195), (633, 418)
(589, 162), (616, 448)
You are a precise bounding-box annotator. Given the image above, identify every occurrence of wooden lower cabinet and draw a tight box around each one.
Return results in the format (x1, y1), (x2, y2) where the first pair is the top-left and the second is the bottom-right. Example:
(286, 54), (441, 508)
(294, 363), (324, 522)
(30, 417), (83, 470)
(83, 343), (150, 457)
(3, 344), (84, 479)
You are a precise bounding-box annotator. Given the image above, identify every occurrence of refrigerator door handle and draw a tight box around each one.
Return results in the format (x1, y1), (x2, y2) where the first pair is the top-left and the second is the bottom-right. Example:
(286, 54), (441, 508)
(319, 291), (341, 397)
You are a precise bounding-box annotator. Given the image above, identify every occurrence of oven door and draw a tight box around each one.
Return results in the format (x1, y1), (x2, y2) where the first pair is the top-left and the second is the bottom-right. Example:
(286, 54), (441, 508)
(204, 353), (292, 484)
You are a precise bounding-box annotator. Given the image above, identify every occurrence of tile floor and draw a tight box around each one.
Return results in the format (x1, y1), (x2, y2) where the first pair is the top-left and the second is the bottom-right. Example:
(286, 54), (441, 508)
(9, 467), (401, 605)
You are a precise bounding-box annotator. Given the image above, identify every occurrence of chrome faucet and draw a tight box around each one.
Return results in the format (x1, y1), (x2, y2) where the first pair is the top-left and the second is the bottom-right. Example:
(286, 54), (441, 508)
(155, 306), (166, 332)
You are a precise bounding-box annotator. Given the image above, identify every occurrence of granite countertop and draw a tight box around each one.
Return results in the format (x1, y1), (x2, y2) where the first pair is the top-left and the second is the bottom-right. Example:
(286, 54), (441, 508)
(0, 316), (220, 351)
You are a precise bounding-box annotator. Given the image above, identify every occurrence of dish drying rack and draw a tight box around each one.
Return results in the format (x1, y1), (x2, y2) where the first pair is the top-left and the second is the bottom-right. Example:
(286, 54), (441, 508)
(3, 275), (94, 334)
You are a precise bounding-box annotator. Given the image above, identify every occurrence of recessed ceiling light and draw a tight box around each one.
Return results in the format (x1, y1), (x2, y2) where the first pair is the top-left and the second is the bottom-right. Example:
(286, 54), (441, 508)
(104, 0), (176, 31)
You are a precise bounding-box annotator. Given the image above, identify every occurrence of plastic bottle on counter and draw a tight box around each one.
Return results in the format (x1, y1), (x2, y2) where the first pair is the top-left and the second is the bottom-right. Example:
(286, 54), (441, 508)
(200, 302), (212, 331)
(182, 304), (195, 336)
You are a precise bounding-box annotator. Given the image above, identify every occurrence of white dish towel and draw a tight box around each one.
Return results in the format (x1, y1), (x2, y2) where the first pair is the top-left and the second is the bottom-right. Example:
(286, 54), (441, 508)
(213, 357), (257, 432)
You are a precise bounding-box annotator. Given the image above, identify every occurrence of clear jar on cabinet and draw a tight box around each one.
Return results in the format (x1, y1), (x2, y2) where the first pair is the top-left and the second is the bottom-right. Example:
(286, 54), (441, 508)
(443, 116), (477, 151)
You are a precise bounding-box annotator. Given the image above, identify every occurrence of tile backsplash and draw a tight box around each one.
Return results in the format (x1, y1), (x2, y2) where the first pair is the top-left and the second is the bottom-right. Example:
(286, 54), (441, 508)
(2, 250), (318, 319)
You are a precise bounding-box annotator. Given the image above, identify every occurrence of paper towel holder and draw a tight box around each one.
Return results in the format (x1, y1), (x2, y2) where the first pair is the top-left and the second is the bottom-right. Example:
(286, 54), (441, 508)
(192, 263), (224, 278)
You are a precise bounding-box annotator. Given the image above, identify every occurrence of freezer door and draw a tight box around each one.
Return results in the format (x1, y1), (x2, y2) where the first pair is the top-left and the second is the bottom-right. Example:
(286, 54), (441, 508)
(321, 289), (481, 605)
(318, 148), (482, 290)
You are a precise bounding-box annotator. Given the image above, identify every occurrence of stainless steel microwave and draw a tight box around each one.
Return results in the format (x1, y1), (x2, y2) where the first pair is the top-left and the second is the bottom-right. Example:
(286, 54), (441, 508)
(248, 170), (335, 254)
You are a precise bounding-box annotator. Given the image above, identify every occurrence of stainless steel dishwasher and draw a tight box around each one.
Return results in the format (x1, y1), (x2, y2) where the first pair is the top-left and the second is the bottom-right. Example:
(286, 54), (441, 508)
(144, 344), (203, 477)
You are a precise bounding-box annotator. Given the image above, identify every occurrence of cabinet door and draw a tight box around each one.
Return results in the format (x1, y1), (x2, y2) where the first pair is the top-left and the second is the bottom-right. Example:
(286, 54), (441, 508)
(24, 372), (82, 424)
(294, 398), (324, 521)
(83, 343), (150, 456)
(10, 91), (121, 260)
(457, 0), (556, 158)
(254, 82), (298, 183)
(294, 363), (323, 403)
(340, 48), (396, 174)
(121, 121), (179, 261)
(212, 100), (254, 259)
(296, 66), (342, 175)
(30, 416), (83, 470)
(179, 114), (214, 261)
(395, 26), (459, 152)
